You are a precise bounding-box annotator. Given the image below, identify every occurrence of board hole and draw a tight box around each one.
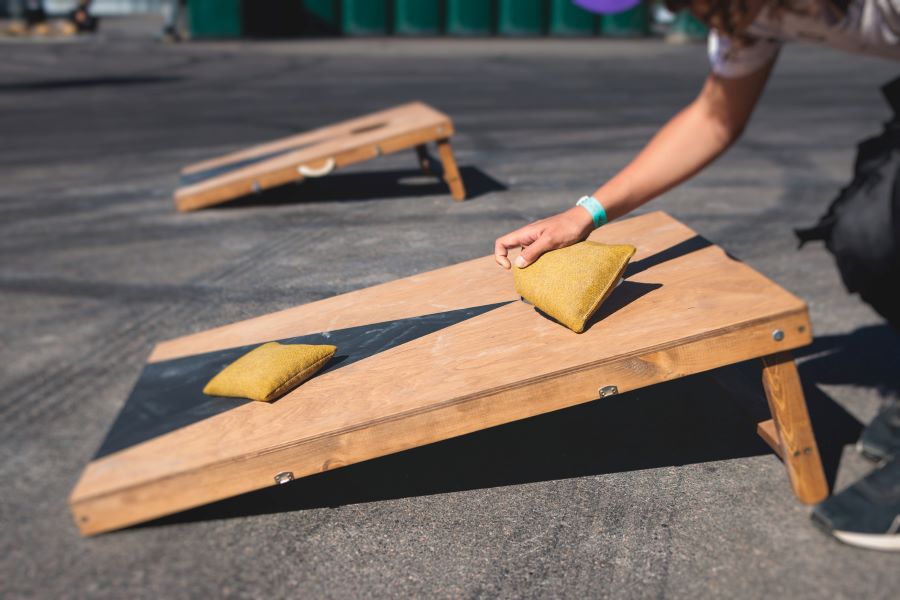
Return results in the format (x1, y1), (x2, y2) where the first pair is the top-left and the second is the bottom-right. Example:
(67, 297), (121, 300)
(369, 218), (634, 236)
(350, 122), (386, 135)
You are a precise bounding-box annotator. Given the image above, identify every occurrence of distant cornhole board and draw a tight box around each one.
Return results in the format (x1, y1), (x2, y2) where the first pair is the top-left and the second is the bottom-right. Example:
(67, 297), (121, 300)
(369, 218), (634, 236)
(173, 102), (466, 211)
(70, 212), (827, 535)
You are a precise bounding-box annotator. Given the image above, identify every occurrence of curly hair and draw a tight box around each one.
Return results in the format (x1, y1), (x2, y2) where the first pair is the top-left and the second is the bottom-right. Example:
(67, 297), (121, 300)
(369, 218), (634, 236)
(663, 0), (848, 37)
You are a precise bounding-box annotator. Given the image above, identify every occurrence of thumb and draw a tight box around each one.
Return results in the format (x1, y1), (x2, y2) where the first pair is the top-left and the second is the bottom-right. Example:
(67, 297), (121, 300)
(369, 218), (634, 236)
(515, 236), (555, 268)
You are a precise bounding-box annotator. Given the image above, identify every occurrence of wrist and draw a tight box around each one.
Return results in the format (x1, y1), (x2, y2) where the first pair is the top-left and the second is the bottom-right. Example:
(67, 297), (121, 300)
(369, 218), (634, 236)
(566, 206), (595, 237)
(575, 195), (609, 229)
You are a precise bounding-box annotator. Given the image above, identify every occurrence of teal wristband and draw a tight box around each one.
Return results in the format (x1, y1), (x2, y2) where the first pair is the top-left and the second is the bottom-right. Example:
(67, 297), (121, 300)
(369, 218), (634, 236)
(576, 195), (608, 229)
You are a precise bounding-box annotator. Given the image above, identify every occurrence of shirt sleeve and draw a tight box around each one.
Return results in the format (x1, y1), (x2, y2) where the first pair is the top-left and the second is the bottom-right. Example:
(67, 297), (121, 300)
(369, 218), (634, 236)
(707, 28), (782, 78)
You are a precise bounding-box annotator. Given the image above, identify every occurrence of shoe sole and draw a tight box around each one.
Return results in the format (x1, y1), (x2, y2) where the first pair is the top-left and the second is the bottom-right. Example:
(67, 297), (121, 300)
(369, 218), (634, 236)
(833, 529), (900, 551)
(856, 440), (889, 463)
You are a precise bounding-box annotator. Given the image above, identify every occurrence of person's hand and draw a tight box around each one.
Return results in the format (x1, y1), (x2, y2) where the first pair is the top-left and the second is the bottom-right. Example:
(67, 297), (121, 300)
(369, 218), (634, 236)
(494, 206), (594, 269)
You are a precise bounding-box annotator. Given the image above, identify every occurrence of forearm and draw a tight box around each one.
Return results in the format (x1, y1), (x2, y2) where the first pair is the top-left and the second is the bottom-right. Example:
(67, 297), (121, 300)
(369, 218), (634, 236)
(494, 68), (774, 268)
(592, 100), (736, 221)
(494, 102), (736, 270)
(589, 68), (774, 221)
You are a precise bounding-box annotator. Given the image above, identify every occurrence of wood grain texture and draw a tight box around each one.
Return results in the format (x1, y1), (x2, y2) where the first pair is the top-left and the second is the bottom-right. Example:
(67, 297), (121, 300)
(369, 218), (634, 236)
(174, 102), (460, 211)
(761, 352), (828, 504)
(70, 212), (818, 535)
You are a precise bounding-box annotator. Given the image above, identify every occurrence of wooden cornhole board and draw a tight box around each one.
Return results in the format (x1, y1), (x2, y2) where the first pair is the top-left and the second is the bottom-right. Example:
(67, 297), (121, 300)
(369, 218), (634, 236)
(173, 101), (466, 211)
(70, 212), (828, 536)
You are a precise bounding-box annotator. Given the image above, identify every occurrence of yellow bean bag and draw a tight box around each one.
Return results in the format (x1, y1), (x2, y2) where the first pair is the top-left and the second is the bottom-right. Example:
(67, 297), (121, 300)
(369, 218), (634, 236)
(203, 342), (336, 402)
(514, 241), (636, 333)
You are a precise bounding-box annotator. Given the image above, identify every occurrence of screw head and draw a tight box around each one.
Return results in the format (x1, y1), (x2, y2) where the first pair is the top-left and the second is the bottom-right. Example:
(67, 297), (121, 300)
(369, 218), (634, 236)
(274, 471), (294, 485)
(772, 329), (785, 342)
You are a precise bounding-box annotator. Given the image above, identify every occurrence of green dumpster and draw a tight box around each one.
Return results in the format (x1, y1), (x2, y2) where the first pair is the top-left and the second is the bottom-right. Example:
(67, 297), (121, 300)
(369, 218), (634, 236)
(395, 0), (442, 36)
(549, 0), (597, 36)
(189, 0), (241, 38)
(302, 0), (340, 35)
(446, 0), (493, 36)
(342, 0), (388, 35)
(666, 9), (708, 43)
(600, 2), (649, 37)
(497, 0), (544, 37)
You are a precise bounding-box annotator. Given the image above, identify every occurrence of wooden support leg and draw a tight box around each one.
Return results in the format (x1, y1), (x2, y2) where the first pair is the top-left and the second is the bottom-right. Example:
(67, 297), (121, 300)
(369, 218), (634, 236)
(760, 351), (828, 504)
(415, 144), (433, 175)
(436, 138), (466, 201)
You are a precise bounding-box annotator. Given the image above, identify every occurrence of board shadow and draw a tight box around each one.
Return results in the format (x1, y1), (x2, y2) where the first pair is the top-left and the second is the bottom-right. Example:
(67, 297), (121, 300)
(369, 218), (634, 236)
(215, 166), (506, 208)
(138, 370), (784, 531)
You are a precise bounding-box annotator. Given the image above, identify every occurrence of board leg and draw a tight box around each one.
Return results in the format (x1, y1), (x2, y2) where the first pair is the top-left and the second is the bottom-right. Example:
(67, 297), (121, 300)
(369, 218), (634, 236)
(436, 138), (466, 201)
(415, 144), (433, 175)
(760, 351), (828, 504)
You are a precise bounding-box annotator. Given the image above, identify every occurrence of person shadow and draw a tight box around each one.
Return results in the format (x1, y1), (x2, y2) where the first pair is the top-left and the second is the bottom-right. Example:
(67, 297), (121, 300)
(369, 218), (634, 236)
(795, 324), (900, 395)
(797, 323), (899, 480)
(710, 323), (899, 489)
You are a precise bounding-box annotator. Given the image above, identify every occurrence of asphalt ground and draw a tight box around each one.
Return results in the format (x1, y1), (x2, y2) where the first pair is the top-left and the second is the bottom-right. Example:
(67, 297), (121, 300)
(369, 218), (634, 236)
(2, 17), (899, 600)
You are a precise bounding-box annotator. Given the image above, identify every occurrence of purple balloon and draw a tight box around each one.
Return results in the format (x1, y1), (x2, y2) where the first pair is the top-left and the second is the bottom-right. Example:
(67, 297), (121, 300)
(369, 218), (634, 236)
(573, 0), (641, 15)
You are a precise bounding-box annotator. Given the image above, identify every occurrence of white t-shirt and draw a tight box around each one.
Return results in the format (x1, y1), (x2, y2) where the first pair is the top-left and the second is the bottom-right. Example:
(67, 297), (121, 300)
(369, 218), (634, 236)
(709, 0), (900, 78)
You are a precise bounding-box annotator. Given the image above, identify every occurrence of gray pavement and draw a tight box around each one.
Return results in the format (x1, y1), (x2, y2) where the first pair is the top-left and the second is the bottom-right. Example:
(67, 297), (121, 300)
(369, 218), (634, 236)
(2, 17), (899, 599)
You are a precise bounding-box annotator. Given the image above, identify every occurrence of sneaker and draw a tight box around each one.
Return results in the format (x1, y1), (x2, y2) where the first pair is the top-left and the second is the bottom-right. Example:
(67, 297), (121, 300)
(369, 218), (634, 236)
(811, 458), (900, 551)
(858, 398), (900, 462)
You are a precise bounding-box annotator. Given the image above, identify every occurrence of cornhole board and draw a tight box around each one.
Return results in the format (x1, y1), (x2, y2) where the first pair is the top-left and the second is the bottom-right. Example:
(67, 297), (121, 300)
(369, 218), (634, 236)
(173, 101), (466, 211)
(69, 211), (828, 535)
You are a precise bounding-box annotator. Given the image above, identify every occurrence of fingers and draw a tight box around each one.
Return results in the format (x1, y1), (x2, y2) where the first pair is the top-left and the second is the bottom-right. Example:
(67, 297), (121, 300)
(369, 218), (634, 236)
(493, 237), (511, 269)
(497, 210), (593, 269)
(494, 226), (541, 269)
(516, 235), (556, 268)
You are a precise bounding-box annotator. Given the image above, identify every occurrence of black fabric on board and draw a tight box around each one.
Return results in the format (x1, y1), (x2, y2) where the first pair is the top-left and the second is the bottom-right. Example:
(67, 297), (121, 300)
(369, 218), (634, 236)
(94, 302), (512, 459)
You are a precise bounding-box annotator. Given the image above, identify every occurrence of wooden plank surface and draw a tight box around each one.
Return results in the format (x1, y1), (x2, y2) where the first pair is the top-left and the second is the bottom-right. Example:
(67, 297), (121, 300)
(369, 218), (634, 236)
(174, 101), (455, 211)
(70, 212), (814, 534)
